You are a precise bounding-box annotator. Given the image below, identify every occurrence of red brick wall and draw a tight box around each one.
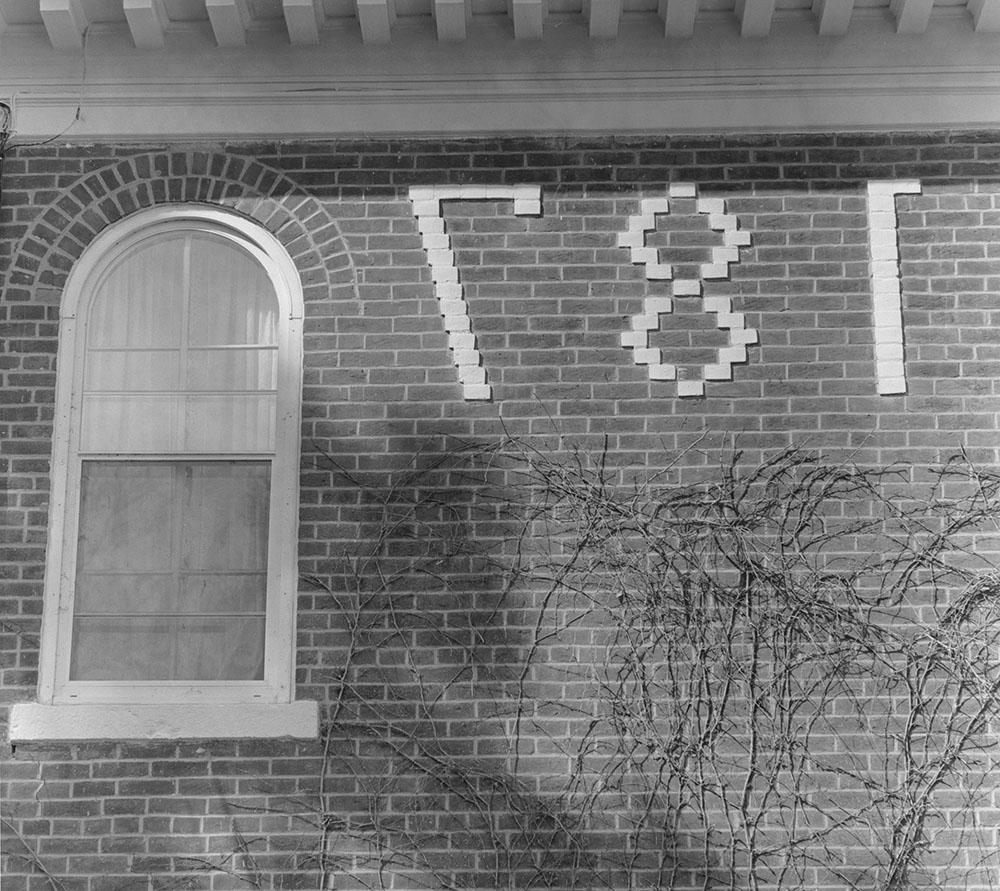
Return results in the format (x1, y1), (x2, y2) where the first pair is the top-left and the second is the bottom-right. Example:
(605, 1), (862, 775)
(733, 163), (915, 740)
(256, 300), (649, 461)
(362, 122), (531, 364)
(2, 133), (1000, 890)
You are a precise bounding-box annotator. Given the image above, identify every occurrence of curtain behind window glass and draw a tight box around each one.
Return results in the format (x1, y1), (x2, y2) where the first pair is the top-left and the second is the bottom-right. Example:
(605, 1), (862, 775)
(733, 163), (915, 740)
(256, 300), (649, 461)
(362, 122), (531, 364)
(80, 232), (278, 455)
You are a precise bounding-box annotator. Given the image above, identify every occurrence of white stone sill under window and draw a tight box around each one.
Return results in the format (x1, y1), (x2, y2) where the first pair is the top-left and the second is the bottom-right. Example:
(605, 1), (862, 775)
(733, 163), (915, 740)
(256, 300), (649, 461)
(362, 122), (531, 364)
(8, 700), (319, 742)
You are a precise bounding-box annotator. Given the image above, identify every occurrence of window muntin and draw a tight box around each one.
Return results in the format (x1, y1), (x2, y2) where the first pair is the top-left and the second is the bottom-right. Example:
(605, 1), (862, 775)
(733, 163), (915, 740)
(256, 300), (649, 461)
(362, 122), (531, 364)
(39, 210), (303, 707)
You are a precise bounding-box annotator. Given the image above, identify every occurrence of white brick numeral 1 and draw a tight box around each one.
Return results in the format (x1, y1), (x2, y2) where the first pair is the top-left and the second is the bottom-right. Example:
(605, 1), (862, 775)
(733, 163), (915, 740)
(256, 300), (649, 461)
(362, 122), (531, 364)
(409, 185), (542, 401)
(867, 180), (921, 396)
(619, 182), (756, 397)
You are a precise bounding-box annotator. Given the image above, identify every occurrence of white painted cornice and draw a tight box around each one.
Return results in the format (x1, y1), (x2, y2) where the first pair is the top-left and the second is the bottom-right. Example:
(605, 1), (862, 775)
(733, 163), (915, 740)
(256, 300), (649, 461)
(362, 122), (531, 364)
(2, 10), (999, 140)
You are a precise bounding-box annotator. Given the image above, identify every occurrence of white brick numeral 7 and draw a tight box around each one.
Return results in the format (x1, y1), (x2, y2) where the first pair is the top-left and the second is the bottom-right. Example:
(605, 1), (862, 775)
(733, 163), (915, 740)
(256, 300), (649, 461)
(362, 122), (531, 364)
(409, 185), (542, 401)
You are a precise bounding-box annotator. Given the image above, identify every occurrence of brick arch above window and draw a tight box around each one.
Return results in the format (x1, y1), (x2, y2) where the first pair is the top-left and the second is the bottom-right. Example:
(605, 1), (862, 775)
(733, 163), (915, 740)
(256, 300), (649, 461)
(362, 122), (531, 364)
(3, 150), (354, 308)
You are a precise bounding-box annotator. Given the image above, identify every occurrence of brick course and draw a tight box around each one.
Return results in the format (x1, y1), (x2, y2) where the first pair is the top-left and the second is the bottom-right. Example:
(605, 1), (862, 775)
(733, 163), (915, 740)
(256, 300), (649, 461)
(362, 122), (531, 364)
(3, 131), (1000, 889)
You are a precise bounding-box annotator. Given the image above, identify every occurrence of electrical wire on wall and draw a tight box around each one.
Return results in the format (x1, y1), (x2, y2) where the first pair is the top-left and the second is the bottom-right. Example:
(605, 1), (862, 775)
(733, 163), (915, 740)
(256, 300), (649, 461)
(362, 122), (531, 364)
(0, 25), (88, 211)
(5, 23), (88, 149)
(0, 101), (11, 152)
(0, 100), (12, 212)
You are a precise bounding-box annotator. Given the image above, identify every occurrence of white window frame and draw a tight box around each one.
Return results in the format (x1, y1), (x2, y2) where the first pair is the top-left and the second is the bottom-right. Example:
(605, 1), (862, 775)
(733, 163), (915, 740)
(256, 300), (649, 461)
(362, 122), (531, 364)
(10, 207), (317, 741)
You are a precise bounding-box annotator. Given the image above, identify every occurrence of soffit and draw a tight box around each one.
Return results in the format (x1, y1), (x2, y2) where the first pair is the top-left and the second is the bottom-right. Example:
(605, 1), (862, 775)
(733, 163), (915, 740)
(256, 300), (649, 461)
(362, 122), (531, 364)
(0, 0), (998, 139)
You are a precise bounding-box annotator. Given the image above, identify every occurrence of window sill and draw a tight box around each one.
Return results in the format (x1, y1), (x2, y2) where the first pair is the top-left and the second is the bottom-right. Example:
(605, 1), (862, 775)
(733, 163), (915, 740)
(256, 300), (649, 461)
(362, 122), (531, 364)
(8, 700), (319, 742)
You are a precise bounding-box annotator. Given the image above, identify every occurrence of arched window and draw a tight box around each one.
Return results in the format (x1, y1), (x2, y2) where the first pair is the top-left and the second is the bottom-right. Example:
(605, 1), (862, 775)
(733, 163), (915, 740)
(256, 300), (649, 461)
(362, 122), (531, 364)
(12, 208), (317, 741)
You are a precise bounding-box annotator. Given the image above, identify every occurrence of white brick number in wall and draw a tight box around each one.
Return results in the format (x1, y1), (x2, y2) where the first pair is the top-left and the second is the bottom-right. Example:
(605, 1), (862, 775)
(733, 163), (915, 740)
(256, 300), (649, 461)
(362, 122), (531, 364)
(409, 185), (542, 401)
(619, 182), (756, 397)
(867, 180), (921, 396)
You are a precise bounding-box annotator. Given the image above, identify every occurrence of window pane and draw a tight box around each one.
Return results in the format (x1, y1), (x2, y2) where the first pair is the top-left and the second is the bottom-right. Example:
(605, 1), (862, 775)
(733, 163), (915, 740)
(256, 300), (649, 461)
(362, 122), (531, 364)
(88, 235), (185, 349)
(183, 395), (276, 453)
(188, 235), (277, 346)
(70, 617), (265, 681)
(80, 395), (180, 453)
(181, 463), (270, 572)
(178, 573), (267, 614)
(85, 350), (180, 392)
(71, 461), (269, 681)
(76, 463), (175, 573)
(75, 573), (175, 616)
(76, 573), (266, 616)
(186, 348), (277, 392)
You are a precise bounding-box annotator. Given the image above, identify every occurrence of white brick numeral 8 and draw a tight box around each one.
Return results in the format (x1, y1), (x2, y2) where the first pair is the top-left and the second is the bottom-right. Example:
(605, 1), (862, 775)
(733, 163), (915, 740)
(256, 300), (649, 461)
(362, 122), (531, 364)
(618, 182), (756, 397)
